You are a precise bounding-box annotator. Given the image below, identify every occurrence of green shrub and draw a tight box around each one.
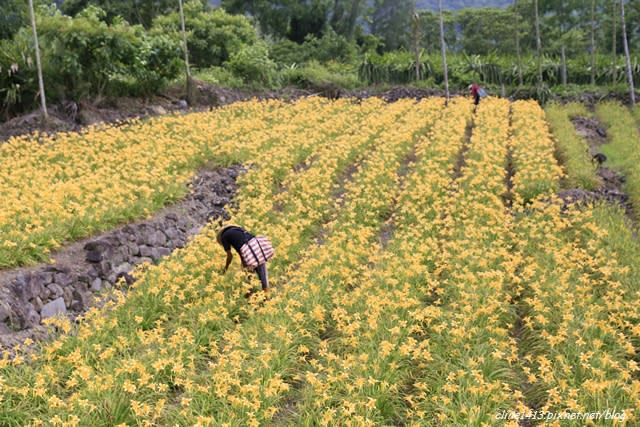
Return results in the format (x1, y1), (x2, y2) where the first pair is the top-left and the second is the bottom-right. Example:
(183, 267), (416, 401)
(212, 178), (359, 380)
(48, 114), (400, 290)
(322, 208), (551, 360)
(270, 31), (357, 66)
(193, 66), (244, 88)
(152, 1), (256, 68)
(281, 60), (360, 91)
(0, 30), (38, 117)
(225, 41), (278, 88)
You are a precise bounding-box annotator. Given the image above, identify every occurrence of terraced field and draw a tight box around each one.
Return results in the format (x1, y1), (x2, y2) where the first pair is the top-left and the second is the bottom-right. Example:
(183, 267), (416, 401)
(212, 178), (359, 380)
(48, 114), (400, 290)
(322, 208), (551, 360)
(1, 97), (639, 426)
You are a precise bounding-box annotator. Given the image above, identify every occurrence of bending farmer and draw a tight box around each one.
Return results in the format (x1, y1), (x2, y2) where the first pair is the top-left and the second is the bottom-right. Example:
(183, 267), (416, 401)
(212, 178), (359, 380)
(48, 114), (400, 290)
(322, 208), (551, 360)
(217, 224), (273, 292)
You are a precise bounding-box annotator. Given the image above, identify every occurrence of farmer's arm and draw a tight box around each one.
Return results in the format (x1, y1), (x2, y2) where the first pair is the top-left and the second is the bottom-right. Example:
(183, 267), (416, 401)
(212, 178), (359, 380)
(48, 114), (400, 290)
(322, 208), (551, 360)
(223, 250), (233, 273)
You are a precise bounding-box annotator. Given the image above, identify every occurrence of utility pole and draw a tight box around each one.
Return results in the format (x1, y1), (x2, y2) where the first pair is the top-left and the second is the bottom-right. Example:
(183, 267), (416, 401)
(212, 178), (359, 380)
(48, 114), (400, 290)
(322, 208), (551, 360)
(534, 0), (542, 85)
(178, 0), (193, 106)
(514, 0), (523, 86)
(620, 0), (635, 105)
(590, 0), (596, 85)
(438, 0), (449, 104)
(412, 4), (421, 82)
(611, 0), (617, 84)
(29, 0), (48, 120)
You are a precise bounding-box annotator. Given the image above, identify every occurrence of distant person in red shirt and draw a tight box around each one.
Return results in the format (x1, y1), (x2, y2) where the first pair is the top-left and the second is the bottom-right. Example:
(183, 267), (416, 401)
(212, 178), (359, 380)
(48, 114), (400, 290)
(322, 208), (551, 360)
(468, 83), (481, 109)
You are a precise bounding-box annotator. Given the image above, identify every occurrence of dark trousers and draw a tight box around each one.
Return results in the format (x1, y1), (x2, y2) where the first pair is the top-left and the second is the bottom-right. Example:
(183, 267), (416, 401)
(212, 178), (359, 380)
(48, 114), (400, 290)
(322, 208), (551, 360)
(474, 94), (480, 106)
(255, 263), (269, 290)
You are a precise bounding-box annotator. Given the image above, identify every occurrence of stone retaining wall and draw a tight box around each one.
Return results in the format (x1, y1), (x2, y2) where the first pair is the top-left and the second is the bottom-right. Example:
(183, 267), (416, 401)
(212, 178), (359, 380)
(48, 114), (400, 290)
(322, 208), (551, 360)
(0, 166), (241, 344)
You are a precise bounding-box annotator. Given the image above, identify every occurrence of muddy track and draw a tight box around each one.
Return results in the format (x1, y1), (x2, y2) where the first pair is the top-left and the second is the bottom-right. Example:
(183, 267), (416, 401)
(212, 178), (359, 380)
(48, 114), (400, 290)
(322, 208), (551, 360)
(562, 117), (634, 219)
(0, 165), (242, 350)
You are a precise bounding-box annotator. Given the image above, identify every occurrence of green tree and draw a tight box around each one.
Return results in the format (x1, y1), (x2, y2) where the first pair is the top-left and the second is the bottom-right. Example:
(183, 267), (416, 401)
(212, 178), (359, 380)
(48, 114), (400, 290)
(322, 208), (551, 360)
(153, 1), (257, 68)
(370, 0), (414, 51)
(330, 0), (365, 39)
(457, 8), (518, 55)
(221, 0), (331, 42)
(0, 0), (48, 39)
(61, 0), (207, 28)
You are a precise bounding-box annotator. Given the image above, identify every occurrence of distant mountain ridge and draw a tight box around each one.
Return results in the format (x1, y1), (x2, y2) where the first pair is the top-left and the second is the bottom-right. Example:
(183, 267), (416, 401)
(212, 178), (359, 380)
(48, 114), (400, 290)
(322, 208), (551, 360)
(417, 0), (511, 10)
(209, 1), (512, 11)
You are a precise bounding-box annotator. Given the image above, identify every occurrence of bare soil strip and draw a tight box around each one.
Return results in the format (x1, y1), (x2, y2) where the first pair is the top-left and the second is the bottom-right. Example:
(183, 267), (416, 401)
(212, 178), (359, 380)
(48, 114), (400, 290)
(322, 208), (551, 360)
(562, 117), (633, 217)
(0, 166), (242, 350)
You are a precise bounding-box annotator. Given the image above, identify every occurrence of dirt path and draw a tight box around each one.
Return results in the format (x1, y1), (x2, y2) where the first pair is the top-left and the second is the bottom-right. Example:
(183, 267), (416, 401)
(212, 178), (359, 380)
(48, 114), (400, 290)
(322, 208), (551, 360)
(565, 117), (633, 218)
(0, 165), (242, 350)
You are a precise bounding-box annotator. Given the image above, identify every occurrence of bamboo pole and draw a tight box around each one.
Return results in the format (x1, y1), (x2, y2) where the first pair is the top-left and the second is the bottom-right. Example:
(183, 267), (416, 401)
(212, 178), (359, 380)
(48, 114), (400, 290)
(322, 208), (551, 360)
(28, 0), (48, 120)
(534, 0), (542, 85)
(438, 0), (449, 104)
(178, 0), (193, 105)
(590, 0), (596, 85)
(620, 0), (635, 105)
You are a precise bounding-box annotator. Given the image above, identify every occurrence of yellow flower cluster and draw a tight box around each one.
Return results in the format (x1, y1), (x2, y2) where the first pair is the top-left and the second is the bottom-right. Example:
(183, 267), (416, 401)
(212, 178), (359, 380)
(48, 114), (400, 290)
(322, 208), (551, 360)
(510, 100), (563, 204)
(1, 97), (639, 426)
(0, 98), (309, 268)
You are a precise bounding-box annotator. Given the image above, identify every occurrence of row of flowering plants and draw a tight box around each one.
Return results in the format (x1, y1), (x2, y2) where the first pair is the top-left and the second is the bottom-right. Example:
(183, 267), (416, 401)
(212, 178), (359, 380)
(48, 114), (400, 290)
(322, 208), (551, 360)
(0, 98), (395, 425)
(0, 98), (330, 268)
(510, 100), (563, 204)
(507, 100), (639, 425)
(167, 98), (445, 426)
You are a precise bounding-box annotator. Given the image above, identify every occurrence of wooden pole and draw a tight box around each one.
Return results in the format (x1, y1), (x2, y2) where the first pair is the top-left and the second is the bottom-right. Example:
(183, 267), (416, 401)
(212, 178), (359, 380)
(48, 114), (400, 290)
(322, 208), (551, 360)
(612, 0), (617, 84)
(28, 0), (48, 120)
(178, 0), (193, 105)
(413, 5), (421, 82)
(534, 0), (542, 85)
(590, 0), (596, 85)
(561, 45), (567, 85)
(438, 0), (449, 104)
(620, 0), (635, 105)
(514, 0), (523, 86)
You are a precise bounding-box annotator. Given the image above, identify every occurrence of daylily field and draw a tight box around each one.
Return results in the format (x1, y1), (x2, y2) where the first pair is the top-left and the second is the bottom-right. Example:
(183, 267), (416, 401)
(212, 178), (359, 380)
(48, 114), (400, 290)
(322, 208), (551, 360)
(1, 97), (639, 426)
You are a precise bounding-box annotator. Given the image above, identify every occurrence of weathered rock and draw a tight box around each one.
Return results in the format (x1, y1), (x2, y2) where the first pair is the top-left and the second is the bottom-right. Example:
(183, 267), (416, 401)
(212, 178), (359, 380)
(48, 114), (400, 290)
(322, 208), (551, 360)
(55, 273), (73, 287)
(41, 272), (55, 285)
(72, 289), (93, 308)
(154, 247), (171, 259)
(86, 250), (103, 263)
(139, 246), (154, 258)
(47, 283), (64, 299)
(76, 273), (92, 284)
(11, 275), (28, 301)
(90, 278), (102, 292)
(0, 301), (11, 323)
(164, 227), (180, 240)
(146, 230), (167, 246)
(114, 263), (132, 275)
(43, 265), (70, 274)
(24, 304), (40, 327)
(63, 287), (73, 307)
(150, 105), (167, 115)
(41, 297), (67, 319)
(33, 296), (44, 312)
